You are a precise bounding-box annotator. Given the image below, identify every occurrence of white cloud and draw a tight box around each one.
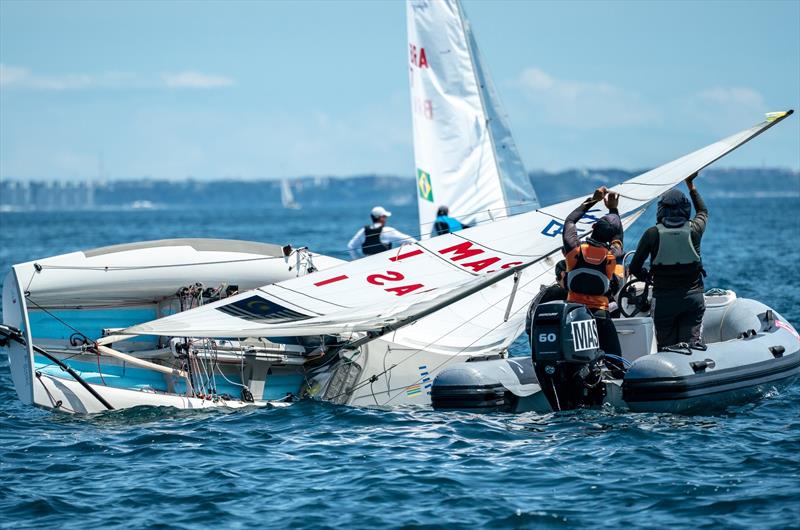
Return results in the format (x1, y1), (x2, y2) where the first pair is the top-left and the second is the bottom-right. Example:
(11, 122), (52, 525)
(515, 67), (659, 129)
(162, 71), (236, 89)
(694, 87), (765, 109)
(683, 86), (769, 134)
(0, 64), (30, 87)
(0, 64), (235, 90)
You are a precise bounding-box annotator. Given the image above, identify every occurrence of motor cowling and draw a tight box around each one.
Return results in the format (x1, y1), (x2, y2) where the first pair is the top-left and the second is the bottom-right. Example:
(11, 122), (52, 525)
(530, 301), (605, 411)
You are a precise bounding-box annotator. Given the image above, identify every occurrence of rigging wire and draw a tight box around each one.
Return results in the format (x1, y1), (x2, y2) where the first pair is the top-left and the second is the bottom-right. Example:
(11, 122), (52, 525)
(25, 297), (90, 339)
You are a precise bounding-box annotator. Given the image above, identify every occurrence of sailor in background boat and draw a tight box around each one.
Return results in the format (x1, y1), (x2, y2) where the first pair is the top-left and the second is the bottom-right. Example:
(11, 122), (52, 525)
(347, 206), (416, 259)
(431, 205), (472, 237)
(562, 186), (625, 357)
(629, 172), (708, 350)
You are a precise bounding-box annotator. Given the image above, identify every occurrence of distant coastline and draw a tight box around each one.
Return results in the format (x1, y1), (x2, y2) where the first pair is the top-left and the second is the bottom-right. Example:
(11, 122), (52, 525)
(1, 168), (798, 212)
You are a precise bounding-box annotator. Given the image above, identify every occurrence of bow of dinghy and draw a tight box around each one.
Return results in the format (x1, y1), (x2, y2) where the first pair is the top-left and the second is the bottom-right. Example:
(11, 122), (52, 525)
(1, 239), (343, 413)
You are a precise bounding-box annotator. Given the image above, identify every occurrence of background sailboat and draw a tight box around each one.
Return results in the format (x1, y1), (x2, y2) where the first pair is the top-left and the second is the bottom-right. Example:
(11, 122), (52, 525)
(281, 178), (301, 210)
(408, 0), (540, 238)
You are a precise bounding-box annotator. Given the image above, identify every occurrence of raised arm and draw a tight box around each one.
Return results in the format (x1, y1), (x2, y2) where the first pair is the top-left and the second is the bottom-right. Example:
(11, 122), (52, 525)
(685, 173), (708, 237)
(604, 191), (624, 260)
(563, 186), (607, 254)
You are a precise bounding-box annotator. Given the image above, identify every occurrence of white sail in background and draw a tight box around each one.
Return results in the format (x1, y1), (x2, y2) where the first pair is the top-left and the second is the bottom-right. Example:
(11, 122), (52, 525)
(407, 0), (539, 238)
(125, 112), (793, 349)
(281, 179), (300, 210)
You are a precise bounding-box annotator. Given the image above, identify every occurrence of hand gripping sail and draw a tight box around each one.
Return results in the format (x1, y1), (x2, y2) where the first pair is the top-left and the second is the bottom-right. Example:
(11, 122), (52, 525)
(123, 112), (793, 345)
(407, 0), (540, 238)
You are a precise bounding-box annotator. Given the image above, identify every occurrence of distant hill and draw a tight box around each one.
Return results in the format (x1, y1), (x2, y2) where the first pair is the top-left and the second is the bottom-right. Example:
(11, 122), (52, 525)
(530, 167), (800, 204)
(1, 168), (797, 211)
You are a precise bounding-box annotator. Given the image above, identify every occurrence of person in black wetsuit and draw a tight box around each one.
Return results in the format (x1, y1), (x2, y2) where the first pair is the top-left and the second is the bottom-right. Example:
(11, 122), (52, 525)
(526, 259), (569, 344)
(629, 172), (708, 350)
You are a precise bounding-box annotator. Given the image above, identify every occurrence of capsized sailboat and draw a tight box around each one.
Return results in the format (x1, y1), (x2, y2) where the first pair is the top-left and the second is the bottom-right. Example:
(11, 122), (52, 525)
(101, 111), (795, 413)
(3, 0), (794, 414)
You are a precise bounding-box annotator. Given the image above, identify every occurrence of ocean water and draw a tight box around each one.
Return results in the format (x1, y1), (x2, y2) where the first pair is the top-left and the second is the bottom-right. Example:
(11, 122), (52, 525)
(1, 195), (799, 529)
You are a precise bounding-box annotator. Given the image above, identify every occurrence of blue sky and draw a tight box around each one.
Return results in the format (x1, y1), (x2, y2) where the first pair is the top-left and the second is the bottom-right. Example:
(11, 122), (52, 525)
(1, 0), (798, 181)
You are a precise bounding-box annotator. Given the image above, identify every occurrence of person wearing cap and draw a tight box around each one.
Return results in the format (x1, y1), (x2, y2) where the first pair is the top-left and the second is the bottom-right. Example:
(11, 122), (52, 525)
(431, 205), (472, 237)
(562, 186), (624, 357)
(629, 172), (708, 350)
(347, 206), (416, 259)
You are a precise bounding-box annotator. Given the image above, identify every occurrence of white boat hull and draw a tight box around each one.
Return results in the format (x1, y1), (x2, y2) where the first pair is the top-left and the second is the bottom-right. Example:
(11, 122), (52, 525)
(2, 238), (343, 413)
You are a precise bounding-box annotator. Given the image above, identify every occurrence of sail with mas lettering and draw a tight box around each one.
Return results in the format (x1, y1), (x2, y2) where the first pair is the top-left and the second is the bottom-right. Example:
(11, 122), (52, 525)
(124, 112), (793, 345)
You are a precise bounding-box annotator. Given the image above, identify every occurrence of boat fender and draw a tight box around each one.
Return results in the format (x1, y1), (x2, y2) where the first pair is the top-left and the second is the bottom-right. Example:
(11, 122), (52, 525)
(769, 346), (785, 359)
(690, 359), (716, 373)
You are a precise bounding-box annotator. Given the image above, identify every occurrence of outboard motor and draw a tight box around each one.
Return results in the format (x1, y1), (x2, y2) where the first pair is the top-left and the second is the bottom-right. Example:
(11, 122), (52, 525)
(531, 301), (605, 411)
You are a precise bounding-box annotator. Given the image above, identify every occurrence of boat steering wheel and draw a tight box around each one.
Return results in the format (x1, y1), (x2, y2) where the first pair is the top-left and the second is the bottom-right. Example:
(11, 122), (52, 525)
(619, 278), (652, 318)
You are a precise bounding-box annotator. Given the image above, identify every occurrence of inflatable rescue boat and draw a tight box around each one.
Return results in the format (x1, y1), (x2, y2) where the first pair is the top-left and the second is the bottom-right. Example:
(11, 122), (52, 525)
(431, 290), (800, 414)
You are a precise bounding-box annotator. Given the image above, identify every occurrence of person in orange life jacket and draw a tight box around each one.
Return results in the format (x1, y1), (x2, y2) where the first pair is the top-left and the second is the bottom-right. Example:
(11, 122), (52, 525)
(347, 206), (416, 260)
(562, 186), (624, 356)
(629, 172), (708, 350)
(431, 205), (472, 237)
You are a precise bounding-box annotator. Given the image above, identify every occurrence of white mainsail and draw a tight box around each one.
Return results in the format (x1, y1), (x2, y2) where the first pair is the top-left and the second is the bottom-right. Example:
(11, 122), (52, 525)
(125, 112), (793, 346)
(407, 0), (539, 238)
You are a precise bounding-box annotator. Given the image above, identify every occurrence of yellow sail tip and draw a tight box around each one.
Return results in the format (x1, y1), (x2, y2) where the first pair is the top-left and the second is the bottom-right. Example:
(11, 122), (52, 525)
(766, 110), (793, 122)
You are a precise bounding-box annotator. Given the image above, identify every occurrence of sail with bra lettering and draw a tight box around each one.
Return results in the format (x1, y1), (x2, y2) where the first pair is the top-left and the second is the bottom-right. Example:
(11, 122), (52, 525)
(407, 0), (540, 239)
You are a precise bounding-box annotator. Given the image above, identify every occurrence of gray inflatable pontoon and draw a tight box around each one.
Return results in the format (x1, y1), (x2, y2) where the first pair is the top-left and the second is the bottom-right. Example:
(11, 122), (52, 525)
(431, 291), (800, 414)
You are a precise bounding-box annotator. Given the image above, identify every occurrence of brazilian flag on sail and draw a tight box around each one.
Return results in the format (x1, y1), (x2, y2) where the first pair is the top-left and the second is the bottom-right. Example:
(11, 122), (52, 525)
(417, 169), (433, 202)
